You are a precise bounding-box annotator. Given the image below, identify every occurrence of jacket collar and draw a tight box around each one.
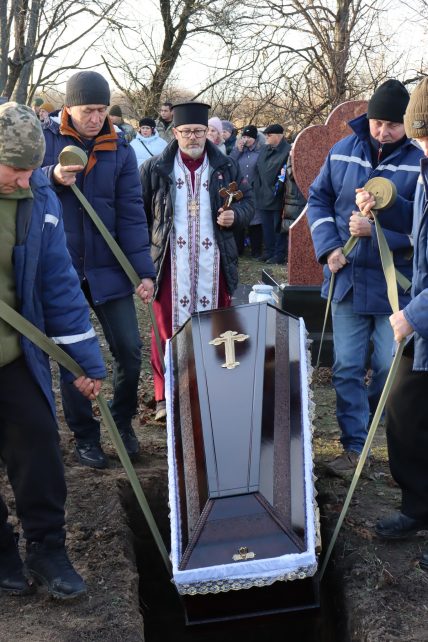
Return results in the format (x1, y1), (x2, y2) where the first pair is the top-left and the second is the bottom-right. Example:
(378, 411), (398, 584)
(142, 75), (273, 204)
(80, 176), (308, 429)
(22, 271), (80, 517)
(136, 132), (158, 142)
(420, 156), (428, 193)
(30, 168), (50, 190)
(349, 113), (409, 146)
(60, 110), (118, 175)
(348, 113), (371, 140)
(349, 112), (416, 160)
(153, 139), (231, 176)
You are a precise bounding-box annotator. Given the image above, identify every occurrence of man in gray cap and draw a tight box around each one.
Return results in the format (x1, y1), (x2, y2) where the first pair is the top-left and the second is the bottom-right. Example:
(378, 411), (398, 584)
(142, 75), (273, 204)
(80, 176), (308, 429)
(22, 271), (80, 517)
(253, 123), (290, 264)
(0, 102), (105, 598)
(42, 70), (156, 468)
(140, 101), (253, 420)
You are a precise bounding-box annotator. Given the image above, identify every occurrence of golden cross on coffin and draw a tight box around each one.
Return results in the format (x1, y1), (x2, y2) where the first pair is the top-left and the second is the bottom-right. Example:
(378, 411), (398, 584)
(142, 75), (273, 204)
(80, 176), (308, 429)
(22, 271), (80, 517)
(209, 330), (249, 370)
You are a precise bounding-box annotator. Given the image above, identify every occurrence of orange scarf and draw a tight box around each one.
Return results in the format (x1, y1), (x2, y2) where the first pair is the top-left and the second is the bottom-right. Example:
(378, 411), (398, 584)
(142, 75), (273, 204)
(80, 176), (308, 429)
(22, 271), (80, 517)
(60, 110), (118, 175)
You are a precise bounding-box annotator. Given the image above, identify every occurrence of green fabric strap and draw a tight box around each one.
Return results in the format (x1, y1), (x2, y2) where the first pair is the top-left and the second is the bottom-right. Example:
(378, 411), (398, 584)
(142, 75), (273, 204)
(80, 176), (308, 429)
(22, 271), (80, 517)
(0, 199), (22, 366)
(395, 269), (411, 294)
(316, 229), (411, 368)
(315, 234), (358, 368)
(319, 213), (405, 580)
(374, 216), (399, 314)
(70, 184), (165, 373)
(319, 338), (404, 581)
(0, 299), (172, 576)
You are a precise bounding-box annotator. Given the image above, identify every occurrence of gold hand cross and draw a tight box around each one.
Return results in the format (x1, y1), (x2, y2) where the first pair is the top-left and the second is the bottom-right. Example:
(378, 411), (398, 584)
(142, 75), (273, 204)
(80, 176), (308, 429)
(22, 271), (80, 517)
(209, 330), (249, 369)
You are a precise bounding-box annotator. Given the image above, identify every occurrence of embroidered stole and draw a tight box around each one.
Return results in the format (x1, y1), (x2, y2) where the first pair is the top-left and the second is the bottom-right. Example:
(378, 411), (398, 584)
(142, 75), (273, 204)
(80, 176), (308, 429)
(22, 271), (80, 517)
(171, 153), (220, 331)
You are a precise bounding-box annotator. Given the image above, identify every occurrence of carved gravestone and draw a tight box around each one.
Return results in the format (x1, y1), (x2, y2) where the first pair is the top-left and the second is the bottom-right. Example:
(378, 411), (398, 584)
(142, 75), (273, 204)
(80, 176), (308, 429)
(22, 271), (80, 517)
(288, 100), (368, 285)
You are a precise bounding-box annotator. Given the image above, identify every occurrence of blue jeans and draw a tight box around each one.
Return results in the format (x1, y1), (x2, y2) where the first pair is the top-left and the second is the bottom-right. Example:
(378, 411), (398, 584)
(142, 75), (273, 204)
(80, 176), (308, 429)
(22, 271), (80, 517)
(61, 294), (142, 445)
(260, 209), (286, 260)
(331, 299), (394, 454)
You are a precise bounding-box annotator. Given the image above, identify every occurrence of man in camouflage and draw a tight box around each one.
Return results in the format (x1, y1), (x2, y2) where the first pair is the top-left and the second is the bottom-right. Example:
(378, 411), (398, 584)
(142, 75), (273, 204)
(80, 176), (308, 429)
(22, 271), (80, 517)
(0, 102), (106, 599)
(156, 101), (174, 142)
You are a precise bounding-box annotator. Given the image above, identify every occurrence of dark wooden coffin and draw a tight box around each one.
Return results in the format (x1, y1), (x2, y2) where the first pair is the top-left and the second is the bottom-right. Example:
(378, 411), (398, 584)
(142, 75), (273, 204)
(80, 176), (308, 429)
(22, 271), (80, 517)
(166, 302), (319, 624)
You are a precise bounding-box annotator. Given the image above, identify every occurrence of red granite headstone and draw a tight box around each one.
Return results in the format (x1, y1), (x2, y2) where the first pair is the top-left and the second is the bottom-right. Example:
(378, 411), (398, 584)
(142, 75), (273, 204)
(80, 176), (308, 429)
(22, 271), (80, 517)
(287, 100), (368, 286)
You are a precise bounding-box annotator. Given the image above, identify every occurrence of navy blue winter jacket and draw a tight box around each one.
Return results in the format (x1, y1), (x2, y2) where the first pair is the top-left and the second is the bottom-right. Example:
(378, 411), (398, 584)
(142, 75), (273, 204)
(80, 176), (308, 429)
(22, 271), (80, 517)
(14, 169), (106, 415)
(307, 114), (423, 314)
(403, 158), (428, 370)
(42, 114), (156, 305)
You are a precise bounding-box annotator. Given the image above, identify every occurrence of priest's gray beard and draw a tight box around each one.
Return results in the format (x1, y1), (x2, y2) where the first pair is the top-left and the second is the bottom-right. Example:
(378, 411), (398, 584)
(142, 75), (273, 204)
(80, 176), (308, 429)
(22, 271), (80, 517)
(177, 141), (205, 159)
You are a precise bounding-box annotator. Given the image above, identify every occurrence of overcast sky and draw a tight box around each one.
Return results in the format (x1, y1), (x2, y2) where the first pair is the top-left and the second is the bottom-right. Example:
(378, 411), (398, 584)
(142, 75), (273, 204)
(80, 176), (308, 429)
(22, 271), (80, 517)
(38, 0), (428, 97)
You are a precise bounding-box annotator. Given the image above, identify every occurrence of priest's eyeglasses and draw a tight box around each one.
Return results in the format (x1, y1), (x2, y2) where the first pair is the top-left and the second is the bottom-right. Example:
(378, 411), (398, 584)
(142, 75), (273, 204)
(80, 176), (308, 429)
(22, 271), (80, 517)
(176, 128), (207, 138)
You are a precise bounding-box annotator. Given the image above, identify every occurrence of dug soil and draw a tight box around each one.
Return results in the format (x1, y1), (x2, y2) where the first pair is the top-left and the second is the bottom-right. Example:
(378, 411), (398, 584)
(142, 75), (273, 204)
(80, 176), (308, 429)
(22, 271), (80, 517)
(0, 255), (427, 642)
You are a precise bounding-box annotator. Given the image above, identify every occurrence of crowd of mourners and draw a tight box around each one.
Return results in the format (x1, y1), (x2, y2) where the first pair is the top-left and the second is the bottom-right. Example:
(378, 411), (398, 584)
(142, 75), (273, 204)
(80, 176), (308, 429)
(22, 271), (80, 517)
(1, 72), (428, 606)
(33, 96), (307, 266)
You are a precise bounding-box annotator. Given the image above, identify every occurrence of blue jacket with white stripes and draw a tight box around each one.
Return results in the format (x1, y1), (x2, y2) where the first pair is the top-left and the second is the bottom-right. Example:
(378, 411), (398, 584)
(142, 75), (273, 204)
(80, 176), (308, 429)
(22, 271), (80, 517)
(403, 158), (428, 370)
(307, 114), (423, 314)
(14, 169), (106, 416)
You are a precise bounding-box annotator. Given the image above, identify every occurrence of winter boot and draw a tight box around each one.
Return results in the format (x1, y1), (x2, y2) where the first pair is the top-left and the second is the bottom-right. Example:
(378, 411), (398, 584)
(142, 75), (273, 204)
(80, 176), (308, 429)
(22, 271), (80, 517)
(118, 424), (140, 459)
(0, 525), (34, 595)
(25, 533), (86, 600)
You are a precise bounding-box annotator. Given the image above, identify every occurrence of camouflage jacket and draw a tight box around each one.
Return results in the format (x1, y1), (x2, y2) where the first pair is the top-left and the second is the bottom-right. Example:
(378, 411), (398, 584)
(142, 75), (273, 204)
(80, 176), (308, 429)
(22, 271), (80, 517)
(155, 118), (174, 143)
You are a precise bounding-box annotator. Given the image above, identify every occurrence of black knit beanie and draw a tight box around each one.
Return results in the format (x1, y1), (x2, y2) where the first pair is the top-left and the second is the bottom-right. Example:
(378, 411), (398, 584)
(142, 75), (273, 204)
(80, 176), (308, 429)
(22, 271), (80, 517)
(139, 117), (156, 129)
(242, 125), (258, 139)
(65, 71), (110, 106)
(367, 79), (409, 123)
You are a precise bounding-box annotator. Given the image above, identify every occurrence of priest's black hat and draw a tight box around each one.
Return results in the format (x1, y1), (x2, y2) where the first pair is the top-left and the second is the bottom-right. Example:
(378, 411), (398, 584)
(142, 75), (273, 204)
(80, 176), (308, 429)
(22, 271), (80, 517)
(172, 102), (211, 127)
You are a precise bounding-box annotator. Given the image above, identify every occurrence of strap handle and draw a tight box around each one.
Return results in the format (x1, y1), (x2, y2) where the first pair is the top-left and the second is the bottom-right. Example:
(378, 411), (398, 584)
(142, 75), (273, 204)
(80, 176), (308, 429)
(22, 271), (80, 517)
(316, 226), (411, 367)
(319, 211), (404, 579)
(315, 234), (358, 368)
(319, 338), (404, 580)
(0, 299), (172, 576)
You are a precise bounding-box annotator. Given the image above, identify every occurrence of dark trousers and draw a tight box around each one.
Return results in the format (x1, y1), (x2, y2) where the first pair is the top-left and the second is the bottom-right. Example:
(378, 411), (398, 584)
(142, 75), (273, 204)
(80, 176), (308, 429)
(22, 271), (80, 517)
(249, 224), (263, 257)
(385, 351), (428, 519)
(0, 357), (66, 541)
(233, 227), (245, 256)
(260, 209), (286, 260)
(61, 290), (142, 444)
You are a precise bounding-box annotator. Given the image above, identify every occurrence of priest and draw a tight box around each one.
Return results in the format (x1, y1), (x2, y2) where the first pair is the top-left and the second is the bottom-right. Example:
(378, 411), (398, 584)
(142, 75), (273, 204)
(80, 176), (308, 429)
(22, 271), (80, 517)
(140, 102), (253, 420)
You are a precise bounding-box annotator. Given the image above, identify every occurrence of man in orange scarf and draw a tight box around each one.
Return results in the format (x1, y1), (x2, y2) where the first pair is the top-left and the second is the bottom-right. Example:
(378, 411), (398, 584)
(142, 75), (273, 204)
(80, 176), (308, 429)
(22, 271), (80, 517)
(42, 71), (156, 468)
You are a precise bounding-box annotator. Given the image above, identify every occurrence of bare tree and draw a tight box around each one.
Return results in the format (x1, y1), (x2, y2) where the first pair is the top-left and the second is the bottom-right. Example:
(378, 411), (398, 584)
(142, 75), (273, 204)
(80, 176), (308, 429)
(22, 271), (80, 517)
(101, 0), (243, 117)
(192, 0), (406, 131)
(232, 1), (401, 125)
(0, 0), (124, 104)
